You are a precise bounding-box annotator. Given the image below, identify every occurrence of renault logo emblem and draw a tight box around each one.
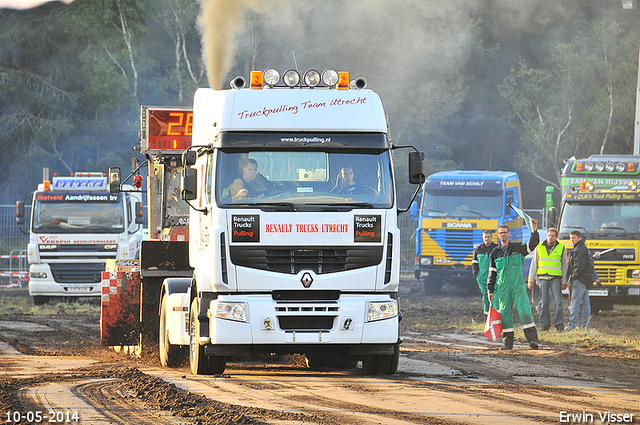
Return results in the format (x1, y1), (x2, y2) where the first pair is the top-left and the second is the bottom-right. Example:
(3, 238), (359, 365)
(301, 272), (313, 288)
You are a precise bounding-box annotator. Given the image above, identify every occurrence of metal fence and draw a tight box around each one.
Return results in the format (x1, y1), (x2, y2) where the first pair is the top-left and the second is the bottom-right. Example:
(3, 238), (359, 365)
(0, 204), (30, 285)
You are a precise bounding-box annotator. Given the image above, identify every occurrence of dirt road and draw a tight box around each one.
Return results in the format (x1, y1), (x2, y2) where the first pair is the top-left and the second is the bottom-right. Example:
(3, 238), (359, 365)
(1, 281), (639, 424)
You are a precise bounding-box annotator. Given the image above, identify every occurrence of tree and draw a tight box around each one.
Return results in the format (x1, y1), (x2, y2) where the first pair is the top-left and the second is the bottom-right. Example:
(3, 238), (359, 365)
(499, 18), (638, 189)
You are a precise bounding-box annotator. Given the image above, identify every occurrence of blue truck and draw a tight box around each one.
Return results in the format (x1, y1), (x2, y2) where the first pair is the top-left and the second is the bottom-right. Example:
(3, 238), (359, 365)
(412, 170), (530, 294)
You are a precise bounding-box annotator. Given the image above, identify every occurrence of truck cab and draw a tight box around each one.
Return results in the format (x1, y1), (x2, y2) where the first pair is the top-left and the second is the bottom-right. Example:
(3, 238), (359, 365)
(18, 170), (143, 304)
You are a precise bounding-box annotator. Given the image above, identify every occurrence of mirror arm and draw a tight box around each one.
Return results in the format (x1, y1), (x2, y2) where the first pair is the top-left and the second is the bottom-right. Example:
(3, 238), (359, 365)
(398, 184), (422, 215)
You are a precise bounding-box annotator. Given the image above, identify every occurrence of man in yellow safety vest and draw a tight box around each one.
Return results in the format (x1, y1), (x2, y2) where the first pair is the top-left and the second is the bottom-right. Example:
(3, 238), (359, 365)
(527, 227), (567, 332)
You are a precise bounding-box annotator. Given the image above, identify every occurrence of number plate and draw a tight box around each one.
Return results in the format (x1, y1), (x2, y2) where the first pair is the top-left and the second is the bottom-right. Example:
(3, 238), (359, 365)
(588, 289), (608, 297)
(66, 286), (93, 293)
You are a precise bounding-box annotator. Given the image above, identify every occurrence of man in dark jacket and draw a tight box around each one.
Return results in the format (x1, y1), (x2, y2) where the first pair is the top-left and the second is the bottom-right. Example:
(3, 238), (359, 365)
(567, 230), (599, 330)
(472, 230), (498, 315)
(488, 222), (539, 350)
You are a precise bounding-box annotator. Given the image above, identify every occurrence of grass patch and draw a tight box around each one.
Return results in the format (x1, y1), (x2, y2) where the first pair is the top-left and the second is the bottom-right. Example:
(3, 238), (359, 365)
(400, 293), (640, 352)
(0, 296), (100, 316)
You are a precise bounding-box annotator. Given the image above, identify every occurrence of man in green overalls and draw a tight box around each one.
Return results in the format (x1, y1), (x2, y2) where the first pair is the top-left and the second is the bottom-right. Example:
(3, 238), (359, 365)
(472, 229), (498, 315)
(488, 222), (539, 350)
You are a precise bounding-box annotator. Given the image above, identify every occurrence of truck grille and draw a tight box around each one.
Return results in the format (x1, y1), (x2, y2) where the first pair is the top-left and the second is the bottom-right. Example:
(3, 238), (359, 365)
(229, 246), (383, 274)
(422, 229), (478, 263)
(50, 263), (104, 283)
(266, 248), (347, 274)
(277, 316), (335, 331)
(594, 267), (623, 285)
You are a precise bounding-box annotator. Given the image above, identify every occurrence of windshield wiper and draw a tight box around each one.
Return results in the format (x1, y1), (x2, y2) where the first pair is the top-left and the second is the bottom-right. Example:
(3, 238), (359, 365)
(306, 202), (374, 210)
(453, 209), (485, 217)
(423, 209), (448, 216)
(598, 225), (629, 235)
(232, 202), (296, 211)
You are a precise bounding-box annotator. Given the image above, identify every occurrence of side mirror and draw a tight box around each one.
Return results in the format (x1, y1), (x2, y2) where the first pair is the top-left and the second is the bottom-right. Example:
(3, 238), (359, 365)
(409, 193), (421, 220)
(181, 167), (198, 201)
(408, 151), (426, 185)
(182, 150), (197, 167)
(545, 185), (555, 211)
(108, 167), (121, 194)
(135, 201), (144, 224)
(548, 206), (557, 228)
(16, 201), (25, 225)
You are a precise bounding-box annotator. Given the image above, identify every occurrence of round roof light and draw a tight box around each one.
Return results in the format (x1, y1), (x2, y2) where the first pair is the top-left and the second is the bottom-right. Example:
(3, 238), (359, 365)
(616, 163), (626, 172)
(605, 163), (615, 172)
(322, 69), (339, 87)
(629, 180), (637, 191)
(595, 162), (605, 172)
(263, 69), (280, 86)
(584, 162), (594, 172)
(303, 70), (321, 87)
(283, 69), (300, 87)
(584, 181), (594, 191)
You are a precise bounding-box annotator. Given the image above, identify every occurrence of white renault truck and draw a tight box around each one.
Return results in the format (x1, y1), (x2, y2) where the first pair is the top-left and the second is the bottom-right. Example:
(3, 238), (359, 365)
(17, 170), (144, 304)
(169, 69), (424, 375)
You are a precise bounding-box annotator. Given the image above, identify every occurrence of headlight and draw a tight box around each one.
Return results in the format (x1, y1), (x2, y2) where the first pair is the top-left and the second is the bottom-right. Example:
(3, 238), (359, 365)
(30, 271), (47, 279)
(420, 256), (433, 266)
(263, 68), (280, 86)
(322, 69), (339, 87)
(283, 69), (300, 87)
(303, 70), (321, 87)
(211, 301), (247, 322)
(367, 300), (398, 322)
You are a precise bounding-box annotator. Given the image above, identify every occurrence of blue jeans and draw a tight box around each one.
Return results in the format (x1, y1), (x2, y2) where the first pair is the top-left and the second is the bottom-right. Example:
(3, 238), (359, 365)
(568, 280), (591, 330)
(539, 277), (564, 331)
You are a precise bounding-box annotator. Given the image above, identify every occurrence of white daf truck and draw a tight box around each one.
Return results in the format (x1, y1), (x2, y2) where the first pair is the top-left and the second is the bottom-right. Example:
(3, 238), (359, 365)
(17, 170), (144, 304)
(164, 69), (424, 375)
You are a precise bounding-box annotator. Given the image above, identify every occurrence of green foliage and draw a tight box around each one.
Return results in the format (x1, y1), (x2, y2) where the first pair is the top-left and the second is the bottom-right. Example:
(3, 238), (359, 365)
(2, 1), (640, 207)
(500, 18), (639, 189)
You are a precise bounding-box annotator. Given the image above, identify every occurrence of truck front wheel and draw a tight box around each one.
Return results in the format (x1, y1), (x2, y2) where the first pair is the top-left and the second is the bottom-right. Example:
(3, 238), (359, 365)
(159, 293), (187, 368)
(361, 344), (400, 375)
(189, 298), (226, 375)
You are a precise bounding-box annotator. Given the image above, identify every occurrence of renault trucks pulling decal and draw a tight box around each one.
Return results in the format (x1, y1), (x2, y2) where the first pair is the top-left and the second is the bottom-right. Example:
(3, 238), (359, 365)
(232, 215), (260, 242)
(354, 215), (381, 242)
(231, 214), (382, 243)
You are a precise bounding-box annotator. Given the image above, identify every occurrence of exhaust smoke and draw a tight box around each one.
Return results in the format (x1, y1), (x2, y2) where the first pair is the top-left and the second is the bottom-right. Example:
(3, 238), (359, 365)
(198, 0), (264, 89)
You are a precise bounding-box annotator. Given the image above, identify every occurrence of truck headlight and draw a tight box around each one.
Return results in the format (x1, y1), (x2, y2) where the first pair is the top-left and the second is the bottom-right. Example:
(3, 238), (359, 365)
(211, 301), (247, 322)
(30, 271), (47, 279)
(420, 256), (433, 266)
(367, 300), (398, 322)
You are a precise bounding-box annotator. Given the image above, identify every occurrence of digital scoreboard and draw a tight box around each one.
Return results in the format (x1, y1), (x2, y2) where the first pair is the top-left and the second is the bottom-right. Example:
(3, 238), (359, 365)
(141, 107), (193, 153)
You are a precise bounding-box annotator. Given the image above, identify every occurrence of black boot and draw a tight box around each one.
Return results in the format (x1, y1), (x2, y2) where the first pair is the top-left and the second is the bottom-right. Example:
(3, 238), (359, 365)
(501, 331), (514, 350)
(524, 326), (539, 350)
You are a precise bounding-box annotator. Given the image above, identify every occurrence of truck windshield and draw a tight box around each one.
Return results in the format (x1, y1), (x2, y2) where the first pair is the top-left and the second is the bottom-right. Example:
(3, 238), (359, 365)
(559, 202), (640, 236)
(421, 188), (503, 218)
(32, 194), (125, 234)
(216, 150), (393, 209)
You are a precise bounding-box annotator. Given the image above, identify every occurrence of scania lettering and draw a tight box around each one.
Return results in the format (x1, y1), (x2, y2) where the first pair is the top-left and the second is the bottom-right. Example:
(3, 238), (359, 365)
(413, 170), (529, 294)
(16, 170), (143, 305)
(100, 69), (424, 376)
(553, 155), (640, 311)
